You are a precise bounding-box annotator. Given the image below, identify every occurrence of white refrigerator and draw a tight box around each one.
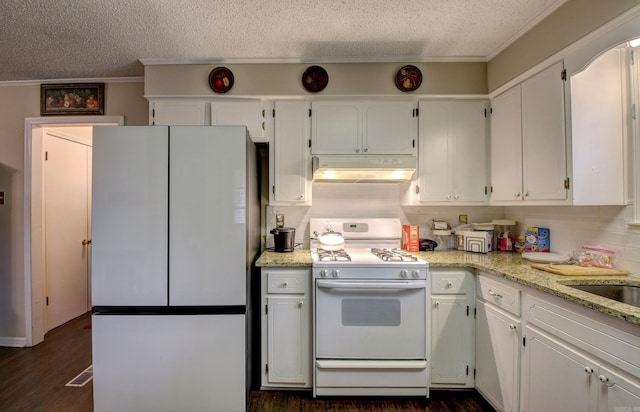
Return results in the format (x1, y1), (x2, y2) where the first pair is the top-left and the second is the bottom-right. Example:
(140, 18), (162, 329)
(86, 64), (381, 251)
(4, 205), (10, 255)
(91, 126), (259, 412)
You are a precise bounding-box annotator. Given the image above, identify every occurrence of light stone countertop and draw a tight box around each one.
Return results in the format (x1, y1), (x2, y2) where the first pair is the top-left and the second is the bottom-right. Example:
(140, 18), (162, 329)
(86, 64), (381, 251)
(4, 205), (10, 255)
(255, 249), (640, 326)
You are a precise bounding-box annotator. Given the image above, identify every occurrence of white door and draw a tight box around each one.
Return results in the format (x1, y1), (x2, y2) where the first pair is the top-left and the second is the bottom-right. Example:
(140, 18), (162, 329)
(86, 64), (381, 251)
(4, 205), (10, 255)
(363, 102), (417, 155)
(44, 133), (91, 330)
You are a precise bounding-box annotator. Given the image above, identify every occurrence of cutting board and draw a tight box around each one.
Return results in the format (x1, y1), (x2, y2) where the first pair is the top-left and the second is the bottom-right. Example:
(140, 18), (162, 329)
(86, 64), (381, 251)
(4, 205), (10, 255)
(531, 263), (628, 276)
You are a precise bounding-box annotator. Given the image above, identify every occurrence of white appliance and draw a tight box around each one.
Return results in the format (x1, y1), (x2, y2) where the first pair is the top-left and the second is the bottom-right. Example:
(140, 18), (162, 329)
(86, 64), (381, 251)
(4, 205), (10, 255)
(310, 218), (430, 397)
(91, 126), (259, 412)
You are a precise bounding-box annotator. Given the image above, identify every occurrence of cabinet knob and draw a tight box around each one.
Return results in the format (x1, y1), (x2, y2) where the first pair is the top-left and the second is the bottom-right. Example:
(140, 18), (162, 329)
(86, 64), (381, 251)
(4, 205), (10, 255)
(584, 367), (593, 375)
(515, 192), (521, 198)
(525, 192), (529, 197)
(447, 194), (452, 200)
(446, 281), (453, 288)
(355, 149), (360, 153)
(454, 195), (460, 200)
(509, 324), (516, 330)
(434, 301), (440, 308)
(298, 301), (303, 308)
(298, 195), (304, 200)
(364, 148), (368, 153)
(82, 239), (92, 245)
(598, 375), (614, 387)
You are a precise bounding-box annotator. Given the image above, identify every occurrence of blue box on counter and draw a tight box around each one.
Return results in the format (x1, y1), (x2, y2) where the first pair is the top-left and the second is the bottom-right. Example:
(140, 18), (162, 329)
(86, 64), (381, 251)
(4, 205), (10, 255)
(524, 227), (550, 252)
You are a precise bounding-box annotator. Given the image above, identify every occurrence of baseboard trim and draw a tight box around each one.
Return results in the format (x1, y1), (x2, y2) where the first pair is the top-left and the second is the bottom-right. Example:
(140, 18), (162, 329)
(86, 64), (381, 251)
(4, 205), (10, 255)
(0, 336), (27, 347)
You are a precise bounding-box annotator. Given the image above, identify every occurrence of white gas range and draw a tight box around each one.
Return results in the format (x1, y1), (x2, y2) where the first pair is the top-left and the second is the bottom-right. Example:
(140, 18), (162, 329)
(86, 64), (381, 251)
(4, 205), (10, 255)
(310, 218), (430, 397)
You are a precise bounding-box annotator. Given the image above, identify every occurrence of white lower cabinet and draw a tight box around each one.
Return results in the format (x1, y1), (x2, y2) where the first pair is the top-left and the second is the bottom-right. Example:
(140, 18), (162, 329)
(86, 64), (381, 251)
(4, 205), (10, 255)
(430, 270), (475, 387)
(475, 299), (520, 412)
(475, 272), (521, 412)
(521, 292), (640, 411)
(261, 268), (312, 388)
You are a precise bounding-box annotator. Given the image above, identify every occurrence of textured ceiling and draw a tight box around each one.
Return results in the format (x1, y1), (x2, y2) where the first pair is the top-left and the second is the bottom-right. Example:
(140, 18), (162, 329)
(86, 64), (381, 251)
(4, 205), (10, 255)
(1, 0), (566, 82)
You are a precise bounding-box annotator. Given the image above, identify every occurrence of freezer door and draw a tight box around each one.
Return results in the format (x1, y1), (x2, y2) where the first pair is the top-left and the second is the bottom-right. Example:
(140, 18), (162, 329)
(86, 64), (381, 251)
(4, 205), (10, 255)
(169, 126), (248, 306)
(92, 126), (169, 306)
(92, 314), (246, 412)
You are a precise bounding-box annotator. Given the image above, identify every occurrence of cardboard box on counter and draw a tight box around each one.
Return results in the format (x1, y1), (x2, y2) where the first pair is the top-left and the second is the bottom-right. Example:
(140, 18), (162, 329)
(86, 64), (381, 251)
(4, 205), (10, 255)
(402, 225), (419, 252)
(524, 227), (550, 252)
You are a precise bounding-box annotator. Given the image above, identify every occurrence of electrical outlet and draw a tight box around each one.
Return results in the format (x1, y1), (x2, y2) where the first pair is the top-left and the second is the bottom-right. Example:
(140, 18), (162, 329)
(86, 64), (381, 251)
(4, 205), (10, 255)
(459, 214), (468, 225)
(276, 214), (285, 228)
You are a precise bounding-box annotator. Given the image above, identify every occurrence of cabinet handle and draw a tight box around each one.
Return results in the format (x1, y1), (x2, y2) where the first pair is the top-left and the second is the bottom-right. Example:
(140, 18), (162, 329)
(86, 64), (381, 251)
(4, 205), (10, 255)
(82, 239), (92, 245)
(282, 281), (288, 288)
(584, 367), (593, 375)
(488, 290), (503, 299)
(509, 324), (516, 330)
(298, 301), (304, 307)
(434, 301), (440, 308)
(364, 148), (368, 152)
(446, 281), (453, 288)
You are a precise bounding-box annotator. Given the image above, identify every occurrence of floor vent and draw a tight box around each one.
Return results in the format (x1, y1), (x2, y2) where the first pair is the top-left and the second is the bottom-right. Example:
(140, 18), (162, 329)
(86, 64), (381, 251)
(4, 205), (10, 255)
(65, 365), (93, 387)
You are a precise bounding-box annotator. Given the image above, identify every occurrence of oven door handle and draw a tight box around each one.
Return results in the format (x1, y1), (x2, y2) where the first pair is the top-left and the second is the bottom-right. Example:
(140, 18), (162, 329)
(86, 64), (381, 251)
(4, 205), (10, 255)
(316, 280), (426, 290)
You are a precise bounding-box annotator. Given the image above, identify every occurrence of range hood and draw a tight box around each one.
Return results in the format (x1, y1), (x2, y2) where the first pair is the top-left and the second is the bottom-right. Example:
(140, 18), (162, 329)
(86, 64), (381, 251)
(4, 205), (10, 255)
(312, 156), (416, 182)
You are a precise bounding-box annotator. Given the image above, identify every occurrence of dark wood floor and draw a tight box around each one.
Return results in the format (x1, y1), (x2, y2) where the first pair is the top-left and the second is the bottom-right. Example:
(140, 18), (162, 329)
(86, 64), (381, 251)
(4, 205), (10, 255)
(0, 312), (495, 412)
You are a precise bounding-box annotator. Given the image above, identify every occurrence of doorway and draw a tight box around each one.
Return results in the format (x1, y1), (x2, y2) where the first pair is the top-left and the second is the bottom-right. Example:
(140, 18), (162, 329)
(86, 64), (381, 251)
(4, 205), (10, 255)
(25, 116), (123, 346)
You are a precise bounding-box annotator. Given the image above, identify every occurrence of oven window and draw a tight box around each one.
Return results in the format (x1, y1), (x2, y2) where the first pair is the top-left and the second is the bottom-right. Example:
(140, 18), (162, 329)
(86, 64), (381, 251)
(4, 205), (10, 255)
(341, 299), (401, 326)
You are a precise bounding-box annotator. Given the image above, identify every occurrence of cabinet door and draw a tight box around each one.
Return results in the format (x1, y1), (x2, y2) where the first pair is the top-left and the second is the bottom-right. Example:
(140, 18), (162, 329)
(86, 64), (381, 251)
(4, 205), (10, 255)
(520, 326), (598, 412)
(267, 295), (311, 385)
(521, 61), (567, 201)
(490, 86), (523, 202)
(598, 366), (640, 410)
(431, 294), (474, 385)
(418, 100), (453, 202)
(151, 100), (206, 125)
(475, 300), (520, 412)
(210, 100), (268, 141)
(453, 101), (488, 202)
(271, 101), (311, 204)
(364, 102), (417, 155)
(91, 126), (169, 306)
(311, 101), (361, 154)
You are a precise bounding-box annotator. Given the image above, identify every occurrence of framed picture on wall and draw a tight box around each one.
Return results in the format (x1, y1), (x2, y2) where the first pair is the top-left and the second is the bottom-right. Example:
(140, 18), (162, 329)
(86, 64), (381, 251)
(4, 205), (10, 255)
(40, 83), (104, 115)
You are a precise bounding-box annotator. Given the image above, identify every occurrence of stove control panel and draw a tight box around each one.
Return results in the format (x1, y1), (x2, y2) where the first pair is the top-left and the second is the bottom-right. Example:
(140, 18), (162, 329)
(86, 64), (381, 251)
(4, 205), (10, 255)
(319, 269), (341, 278)
(314, 266), (428, 280)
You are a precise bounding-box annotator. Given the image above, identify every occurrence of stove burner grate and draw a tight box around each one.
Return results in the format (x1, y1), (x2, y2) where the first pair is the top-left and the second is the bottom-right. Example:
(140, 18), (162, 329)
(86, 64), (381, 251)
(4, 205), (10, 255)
(317, 248), (351, 262)
(370, 248), (419, 262)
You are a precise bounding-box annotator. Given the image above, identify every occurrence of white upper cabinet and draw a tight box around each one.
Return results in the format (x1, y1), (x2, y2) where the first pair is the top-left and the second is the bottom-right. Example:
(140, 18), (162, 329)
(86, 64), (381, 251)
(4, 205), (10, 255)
(210, 100), (271, 143)
(311, 100), (417, 155)
(490, 61), (568, 204)
(150, 100), (207, 126)
(149, 99), (272, 142)
(416, 100), (488, 204)
(570, 46), (630, 205)
(270, 101), (312, 205)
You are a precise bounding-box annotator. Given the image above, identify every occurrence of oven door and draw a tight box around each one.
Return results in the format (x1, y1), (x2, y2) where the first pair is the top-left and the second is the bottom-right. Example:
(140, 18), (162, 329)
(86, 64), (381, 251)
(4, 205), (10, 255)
(315, 279), (427, 359)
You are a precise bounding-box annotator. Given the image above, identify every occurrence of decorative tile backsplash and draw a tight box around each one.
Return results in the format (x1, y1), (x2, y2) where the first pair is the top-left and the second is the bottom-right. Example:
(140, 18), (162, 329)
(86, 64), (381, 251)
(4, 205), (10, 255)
(265, 183), (640, 276)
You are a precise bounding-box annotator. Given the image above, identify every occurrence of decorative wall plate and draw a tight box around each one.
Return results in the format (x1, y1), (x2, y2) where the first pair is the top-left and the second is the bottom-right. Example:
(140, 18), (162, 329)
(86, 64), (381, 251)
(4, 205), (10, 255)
(395, 65), (422, 92)
(302, 65), (328, 92)
(208, 67), (234, 93)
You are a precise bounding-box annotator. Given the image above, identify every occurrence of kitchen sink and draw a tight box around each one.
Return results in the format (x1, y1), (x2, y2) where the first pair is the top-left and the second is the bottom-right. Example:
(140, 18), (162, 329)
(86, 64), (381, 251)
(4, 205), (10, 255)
(566, 284), (640, 308)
